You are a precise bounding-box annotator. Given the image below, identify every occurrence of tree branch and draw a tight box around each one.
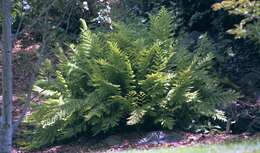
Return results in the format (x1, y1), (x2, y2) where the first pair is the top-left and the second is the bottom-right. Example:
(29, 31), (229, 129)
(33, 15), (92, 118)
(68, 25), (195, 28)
(12, 2), (74, 132)
(12, 38), (47, 132)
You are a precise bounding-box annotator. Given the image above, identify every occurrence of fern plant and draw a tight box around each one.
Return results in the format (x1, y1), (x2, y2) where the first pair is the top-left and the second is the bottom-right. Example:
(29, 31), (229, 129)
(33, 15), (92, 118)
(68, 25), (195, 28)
(27, 7), (239, 148)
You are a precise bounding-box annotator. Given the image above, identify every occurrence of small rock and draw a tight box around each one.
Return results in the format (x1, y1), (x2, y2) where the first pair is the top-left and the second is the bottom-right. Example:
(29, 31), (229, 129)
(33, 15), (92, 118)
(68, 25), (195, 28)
(137, 131), (184, 145)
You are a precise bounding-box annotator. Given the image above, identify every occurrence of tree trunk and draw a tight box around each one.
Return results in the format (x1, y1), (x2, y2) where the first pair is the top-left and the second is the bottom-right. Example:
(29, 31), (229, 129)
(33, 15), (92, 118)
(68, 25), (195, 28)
(0, 0), (13, 152)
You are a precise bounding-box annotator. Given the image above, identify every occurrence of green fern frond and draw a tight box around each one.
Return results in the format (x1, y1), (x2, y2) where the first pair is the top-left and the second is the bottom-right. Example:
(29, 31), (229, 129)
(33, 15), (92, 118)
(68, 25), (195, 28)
(137, 42), (167, 78)
(77, 19), (92, 57)
(150, 7), (173, 41)
(33, 98), (86, 128)
(127, 108), (147, 125)
(156, 116), (175, 130)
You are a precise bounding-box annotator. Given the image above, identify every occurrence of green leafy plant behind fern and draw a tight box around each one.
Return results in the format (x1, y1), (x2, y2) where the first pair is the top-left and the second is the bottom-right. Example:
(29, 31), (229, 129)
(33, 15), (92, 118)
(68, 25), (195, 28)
(28, 7), (239, 148)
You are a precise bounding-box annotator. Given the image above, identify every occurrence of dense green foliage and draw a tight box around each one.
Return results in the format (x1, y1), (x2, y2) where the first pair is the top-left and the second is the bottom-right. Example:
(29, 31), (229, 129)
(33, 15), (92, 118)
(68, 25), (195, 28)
(26, 8), (238, 148)
(1, 0), (260, 151)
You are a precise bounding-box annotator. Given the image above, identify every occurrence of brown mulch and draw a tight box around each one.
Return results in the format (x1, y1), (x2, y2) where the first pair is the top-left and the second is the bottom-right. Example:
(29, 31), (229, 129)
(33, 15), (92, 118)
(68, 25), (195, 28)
(12, 132), (260, 153)
(0, 34), (39, 95)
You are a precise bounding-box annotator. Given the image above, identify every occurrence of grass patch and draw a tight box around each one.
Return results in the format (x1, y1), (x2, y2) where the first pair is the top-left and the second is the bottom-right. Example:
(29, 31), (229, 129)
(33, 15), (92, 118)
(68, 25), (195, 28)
(118, 139), (260, 153)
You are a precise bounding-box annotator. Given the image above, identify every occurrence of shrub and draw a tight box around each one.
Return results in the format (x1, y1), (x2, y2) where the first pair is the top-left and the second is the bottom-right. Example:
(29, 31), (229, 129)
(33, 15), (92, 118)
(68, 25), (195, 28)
(28, 7), (238, 148)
